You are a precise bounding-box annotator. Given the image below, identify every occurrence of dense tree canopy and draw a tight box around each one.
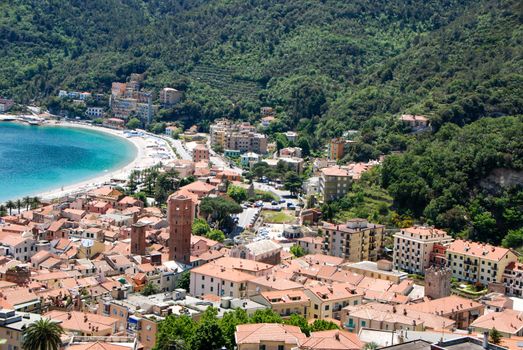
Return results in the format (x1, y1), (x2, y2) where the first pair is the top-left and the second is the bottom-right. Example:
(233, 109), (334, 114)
(382, 116), (523, 244)
(2, 0), (521, 137)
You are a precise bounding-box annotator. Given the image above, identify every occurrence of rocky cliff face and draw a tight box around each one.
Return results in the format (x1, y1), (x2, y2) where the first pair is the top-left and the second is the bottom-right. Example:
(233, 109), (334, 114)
(480, 168), (523, 193)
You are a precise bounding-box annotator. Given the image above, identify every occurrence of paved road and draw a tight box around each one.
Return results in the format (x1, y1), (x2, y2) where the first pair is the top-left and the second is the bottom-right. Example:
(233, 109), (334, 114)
(252, 182), (300, 207)
(206, 138), (243, 172)
(232, 207), (260, 235)
(172, 139), (192, 160)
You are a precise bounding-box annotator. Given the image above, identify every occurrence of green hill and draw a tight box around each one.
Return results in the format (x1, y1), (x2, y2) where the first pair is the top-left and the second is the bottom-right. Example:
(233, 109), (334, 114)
(5, 0), (521, 125)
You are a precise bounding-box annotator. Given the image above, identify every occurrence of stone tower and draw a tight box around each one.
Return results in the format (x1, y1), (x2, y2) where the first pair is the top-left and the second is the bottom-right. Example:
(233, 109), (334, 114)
(168, 194), (193, 264)
(130, 222), (147, 256)
(425, 266), (452, 299)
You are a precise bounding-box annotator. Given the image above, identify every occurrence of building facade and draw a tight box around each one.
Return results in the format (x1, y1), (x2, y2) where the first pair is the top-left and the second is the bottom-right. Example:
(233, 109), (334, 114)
(424, 266), (452, 299)
(210, 119), (268, 154)
(392, 226), (453, 274)
(85, 107), (105, 118)
(167, 194), (193, 264)
(0, 98), (14, 113)
(503, 262), (523, 297)
(329, 138), (345, 160)
(130, 223), (147, 256)
(323, 219), (385, 262)
(446, 240), (518, 286)
(160, 87), (183, 106)
(319, 167), (351, 202)
(192, 144), (209, 163)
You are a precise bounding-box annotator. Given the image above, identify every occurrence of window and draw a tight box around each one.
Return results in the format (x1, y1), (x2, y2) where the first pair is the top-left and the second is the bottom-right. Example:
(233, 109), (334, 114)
(361, 320), (366, 327)
(259, 345), (266, 350)
(278, 346), (284, 350)
(314, 304), (319, 310)
(325, 305), (330, 311)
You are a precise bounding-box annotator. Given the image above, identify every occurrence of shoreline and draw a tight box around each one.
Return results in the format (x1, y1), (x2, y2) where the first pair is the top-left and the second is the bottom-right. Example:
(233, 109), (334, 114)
(1, 120), (176, 203)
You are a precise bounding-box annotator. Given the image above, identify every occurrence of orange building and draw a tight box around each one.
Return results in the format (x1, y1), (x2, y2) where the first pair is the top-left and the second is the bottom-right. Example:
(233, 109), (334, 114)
(329, 138), (345, 160)
(192, 144), (210, 163)
(168, 194), (193, 264)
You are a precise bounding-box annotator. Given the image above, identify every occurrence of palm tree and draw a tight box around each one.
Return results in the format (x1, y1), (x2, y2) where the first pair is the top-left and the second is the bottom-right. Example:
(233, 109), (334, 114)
(16, 199), (22, 213)
(31, 197), (41, 209)
(0, 205), (6, 216)
(22, 196), (32, 210)
(5, 200), (15, 215)
(22, 318), (63, 350)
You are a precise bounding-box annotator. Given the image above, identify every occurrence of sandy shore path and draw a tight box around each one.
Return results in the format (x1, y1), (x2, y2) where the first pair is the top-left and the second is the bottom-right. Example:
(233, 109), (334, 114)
(33, 121), (176, 201)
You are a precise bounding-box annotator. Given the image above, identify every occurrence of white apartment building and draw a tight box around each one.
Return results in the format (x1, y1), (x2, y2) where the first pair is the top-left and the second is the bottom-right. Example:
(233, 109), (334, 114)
(0, 232), (36, 262)
(85, 107), (105, 118)
(392, 226), (453, 274)
(189, 263), (255, 298)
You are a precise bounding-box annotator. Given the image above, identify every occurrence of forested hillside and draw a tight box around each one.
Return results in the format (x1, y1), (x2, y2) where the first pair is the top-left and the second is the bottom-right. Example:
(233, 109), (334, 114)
(3, 0), (521, 132)
(382, 116), (523, 245)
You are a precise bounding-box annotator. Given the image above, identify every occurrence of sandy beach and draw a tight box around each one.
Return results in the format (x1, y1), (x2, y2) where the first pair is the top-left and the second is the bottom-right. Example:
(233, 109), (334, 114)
(30, 121), (177, 201)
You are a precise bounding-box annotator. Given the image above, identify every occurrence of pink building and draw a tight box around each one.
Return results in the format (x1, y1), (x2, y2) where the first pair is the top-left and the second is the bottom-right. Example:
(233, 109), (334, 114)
(192, 144), (210, 163)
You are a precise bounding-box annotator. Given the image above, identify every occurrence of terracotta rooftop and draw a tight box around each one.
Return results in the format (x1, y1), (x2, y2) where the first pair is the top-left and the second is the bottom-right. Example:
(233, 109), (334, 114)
(213, 257), (274, 273)
(321, 167), (350, 177)
(191, 263), (255, 283)
(180, 180), (216, 193)
(67, 341), (130, 350)
(306, 282), (362, 302)
(260, 290), (310, 304)
(399, 226), (449, 237)
(301, 329), (364, 350)
(447, 239), (514, 262)
(249, 275), (304, 291)
(405, 295), (483, 316)
(471, 309), (523, 335)
(44, 310), (117, 334)
(235, 323), (306, 346)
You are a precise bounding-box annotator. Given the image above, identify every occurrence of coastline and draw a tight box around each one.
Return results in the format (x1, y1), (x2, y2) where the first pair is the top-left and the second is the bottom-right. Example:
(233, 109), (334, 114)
(1, 120), (176, 203)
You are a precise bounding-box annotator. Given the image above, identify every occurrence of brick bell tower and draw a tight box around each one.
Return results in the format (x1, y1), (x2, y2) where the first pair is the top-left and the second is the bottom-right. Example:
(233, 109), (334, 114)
(167, 194), (193, 264)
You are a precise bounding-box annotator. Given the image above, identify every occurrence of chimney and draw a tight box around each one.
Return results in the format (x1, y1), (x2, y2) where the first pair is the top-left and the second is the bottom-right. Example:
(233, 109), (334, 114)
(483, 331), (489, 349)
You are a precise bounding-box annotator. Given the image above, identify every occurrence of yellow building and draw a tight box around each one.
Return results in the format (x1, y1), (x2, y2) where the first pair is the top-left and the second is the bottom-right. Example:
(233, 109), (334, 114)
(304, 282), (363, 320)
(235, 323), (306, 350)
(322, 219), (385, 262)
(250, 290), (310, 318)
(77, 239), (106, 259)
(446, 239), (519, 285)
(341, 302), (453, 334)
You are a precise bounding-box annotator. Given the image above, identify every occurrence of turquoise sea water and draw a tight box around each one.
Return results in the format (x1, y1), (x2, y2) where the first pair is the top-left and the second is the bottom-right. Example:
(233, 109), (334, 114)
(0, 122), (137, 202)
